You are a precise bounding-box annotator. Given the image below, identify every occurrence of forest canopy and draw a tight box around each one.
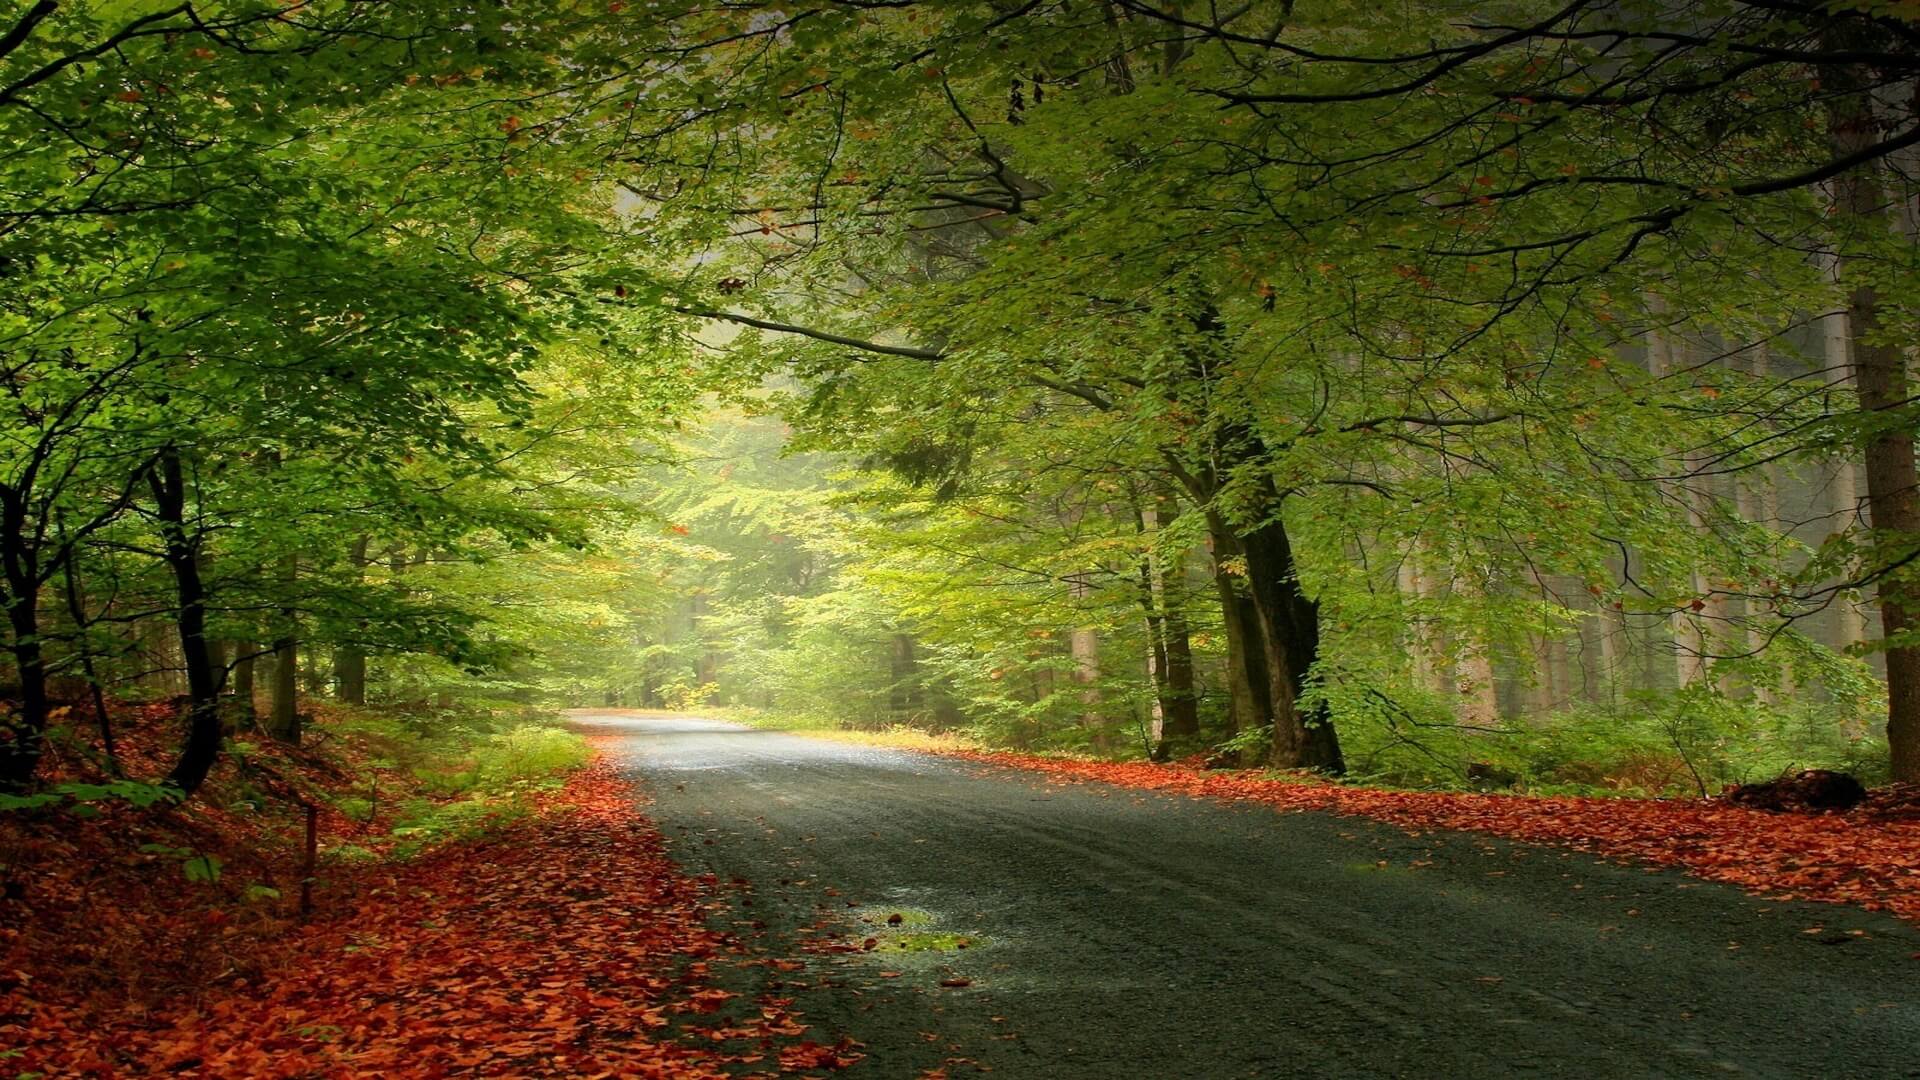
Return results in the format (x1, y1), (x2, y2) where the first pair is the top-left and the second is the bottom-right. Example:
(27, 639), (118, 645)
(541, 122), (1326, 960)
(4, 0), (1919, 796)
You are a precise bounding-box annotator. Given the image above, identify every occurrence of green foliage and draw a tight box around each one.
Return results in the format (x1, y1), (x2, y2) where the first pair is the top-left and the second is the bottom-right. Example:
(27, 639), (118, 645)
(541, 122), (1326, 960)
(471, 727), (593, 789)
(136, 844), (223, 885)
(388, 797), (532, 857)
(0, 0), (1907, 792)
(0, 780), (182, 815)
(1337, 687), (1889, 797)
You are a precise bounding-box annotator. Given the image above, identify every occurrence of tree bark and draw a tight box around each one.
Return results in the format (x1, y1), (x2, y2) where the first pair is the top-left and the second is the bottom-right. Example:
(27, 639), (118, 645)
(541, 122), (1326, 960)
(1206, 517), (1272, 753)
(1828, 41), (1920, 782)
(231, 642), (256, 719)
(1138, 499), (1199, 755)
(0, 486), (49, 790)
(1237, 509), (1345, 772)
(57, 529), (117, 772)
(269, 556), (300, 743)
(1158, 585), (1199, 741)
(334, 535), (369, 705)
(270, 637), (299, 742)
(1067, 576), (1107, 751)
(888, 632), (922, 715)
(149, 448), (223, 795)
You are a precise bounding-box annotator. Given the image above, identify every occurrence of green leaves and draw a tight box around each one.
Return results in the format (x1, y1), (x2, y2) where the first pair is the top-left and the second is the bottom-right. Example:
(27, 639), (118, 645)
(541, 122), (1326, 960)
(1, 780), (182, 815)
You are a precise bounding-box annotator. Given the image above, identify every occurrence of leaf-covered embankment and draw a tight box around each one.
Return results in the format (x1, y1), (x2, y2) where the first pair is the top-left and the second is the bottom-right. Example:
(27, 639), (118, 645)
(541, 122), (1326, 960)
(934, 751), (1920, 923)
(1, 711), (860, 1076)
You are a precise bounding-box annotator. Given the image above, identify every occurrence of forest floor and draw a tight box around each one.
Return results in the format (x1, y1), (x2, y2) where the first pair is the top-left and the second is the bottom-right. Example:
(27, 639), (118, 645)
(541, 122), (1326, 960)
(590, 711), (1920, 1079)
(0, 707), (863, 1077)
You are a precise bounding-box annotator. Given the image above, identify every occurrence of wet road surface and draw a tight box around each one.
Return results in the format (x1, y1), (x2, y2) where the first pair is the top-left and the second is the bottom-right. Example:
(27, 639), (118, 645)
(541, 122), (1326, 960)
(576, 713), (1920, 1079)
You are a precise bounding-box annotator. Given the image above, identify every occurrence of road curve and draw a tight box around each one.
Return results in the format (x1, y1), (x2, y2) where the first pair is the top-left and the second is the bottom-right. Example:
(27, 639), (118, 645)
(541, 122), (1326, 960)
(575, 713), (1920, 1079)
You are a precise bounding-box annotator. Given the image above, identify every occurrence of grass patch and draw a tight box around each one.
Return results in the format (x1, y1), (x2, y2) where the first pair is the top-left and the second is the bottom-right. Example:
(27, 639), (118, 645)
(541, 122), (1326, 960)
(871, 931), (981, 954)
(303, 704), (591, 856)
(787, 726), (986, 753)
(722, 711), (987, 753)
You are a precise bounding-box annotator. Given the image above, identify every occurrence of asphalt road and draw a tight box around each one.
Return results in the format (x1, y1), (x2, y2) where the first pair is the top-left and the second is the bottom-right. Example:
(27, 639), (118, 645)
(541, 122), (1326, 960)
(575, 713), (1920, 1079)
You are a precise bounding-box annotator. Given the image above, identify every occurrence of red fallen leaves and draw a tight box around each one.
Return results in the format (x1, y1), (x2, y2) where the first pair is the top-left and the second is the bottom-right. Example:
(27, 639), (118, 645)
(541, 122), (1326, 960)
(939, 750), (1920, 923)
(1, 754), (861, 1077)
(779, 1037), (866, 1071)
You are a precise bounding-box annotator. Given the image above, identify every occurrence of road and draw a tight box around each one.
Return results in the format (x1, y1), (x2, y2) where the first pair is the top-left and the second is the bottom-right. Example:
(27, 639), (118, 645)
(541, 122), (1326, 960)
(575, 713), (1920, 1079)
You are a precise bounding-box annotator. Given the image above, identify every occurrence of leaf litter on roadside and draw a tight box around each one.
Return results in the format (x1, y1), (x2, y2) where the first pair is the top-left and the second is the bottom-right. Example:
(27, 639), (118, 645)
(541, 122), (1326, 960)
(935, 750), (1920, 924)
(2, 746), (863, 1077)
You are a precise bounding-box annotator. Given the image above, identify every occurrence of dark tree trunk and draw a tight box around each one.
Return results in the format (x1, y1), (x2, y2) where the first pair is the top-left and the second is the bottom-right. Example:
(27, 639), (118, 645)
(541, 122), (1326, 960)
(889, 632), (923, 715)
(0, 486), (48, 790)
(0, 606), (48, 791)
(231, 642), (256, 719)
(1208, 523), (1272, 750)
(1160, 587), (1200, 741)
(59, 532), (117, 773)
(269, 555), (299, 743)
(1235, 509), (1345, 773)
(270, 636), (299, 743)
(335, 536), (368, 705)
(149, 448), (224, 795)
(1828, 37), (1920, 783)
(1137, 499), (1199, 756)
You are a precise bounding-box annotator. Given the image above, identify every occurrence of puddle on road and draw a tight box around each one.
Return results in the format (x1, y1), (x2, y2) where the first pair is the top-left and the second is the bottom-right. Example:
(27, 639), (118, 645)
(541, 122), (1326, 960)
(853, 906), (989, 954)
(1344, 860), (1416, 876)
(816, 902), (996, 984)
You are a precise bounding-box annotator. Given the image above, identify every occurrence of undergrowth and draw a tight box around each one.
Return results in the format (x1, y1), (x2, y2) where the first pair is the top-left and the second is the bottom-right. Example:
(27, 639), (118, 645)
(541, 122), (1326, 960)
(0, 698), (592, 1016)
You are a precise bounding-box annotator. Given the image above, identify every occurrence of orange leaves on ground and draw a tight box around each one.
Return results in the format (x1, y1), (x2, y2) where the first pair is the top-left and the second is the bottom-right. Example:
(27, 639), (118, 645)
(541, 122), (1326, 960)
(2, 754), (859, 1077)
(939, 751), (1920, 923)
(778, 1037), (866, 1071)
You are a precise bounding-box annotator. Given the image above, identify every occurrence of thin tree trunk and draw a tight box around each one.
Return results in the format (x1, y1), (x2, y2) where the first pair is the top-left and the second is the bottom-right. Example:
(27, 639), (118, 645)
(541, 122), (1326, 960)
(0, 486), (50, 790)
(57, 524), (117, 773)
(1645, 310), (1713, 687)
(1208, 519), (1272, 755)
(334, 535), (369, 705)
(1158, 582), (1199, 741)
(1138, 499), (1198, 755)
(231, 642), (256, 720)
(269, 556), (300, 743)
(270, 637), (299, 742)
(149, 448), (223, 795)
(1068, 576), (1106, 751)
(889, 632), (922, 716)
(1818, 257), (1874, 653)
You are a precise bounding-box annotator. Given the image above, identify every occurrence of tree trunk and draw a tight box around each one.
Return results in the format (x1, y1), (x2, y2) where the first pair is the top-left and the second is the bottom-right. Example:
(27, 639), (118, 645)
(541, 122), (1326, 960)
(58, 536), (117, 772)
(269, 555), (300, 743)
(1208, 523), (1272, 750)
(888, 632), (922, 715)
(149, 448), (223, 795)
(1158, 587), (1199, 742)
(270, 637), (299, 743)
(0, 597), (48, 791)
(232, 642), (256, 719)
(1828, 42), (1920, 782)
(1068, 577), (1106, 751)
(689, 591), (719, 689)
(1234, 506), (1344, 772)
(334, 535), (369, 705)
(0, 486), (49, 790)
(1138, 499), (1199, 755)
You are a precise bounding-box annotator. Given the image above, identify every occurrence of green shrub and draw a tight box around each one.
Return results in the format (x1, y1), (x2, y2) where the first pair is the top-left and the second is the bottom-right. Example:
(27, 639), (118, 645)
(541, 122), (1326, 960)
(471, 724), (590, 788)
(388, 796), (530, 856)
